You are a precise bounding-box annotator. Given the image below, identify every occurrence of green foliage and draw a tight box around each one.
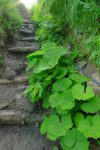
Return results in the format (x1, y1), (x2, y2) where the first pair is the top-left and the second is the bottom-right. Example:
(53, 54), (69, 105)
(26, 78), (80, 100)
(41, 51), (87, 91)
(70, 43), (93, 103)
(30, 0), (100, 65)
(76, 114), (100, 139)
(25, 43), (100, 150)
(0, 0), (23, 44)
(85, 35), (100, 66)
(0, 57), (4, 65)
(40, 114), (72, 141)
(71, 84), (94, 100)
(61, 129), (89, 150)
(81, 96), (100, 113)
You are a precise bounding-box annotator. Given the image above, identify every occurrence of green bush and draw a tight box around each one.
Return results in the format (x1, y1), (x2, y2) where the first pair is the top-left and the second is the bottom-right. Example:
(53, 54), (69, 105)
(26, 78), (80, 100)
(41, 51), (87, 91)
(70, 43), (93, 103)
(25, 42), (100, 150)
(26, 0), (100, 149)
(0, 0), (23, 43)
(30, 0), (100, 65)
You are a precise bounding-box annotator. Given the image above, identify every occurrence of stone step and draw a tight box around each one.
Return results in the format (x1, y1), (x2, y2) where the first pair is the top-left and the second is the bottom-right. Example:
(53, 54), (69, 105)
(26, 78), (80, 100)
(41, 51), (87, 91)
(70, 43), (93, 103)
(20, 29), (33, 36)
(24, 20), (31, 24)
(0, 76), (28, 84)
(18, 37), (36, 42)
(0, 110), (43, 125)
(0, 110), (30, 124)
(8, 45), (39, 53)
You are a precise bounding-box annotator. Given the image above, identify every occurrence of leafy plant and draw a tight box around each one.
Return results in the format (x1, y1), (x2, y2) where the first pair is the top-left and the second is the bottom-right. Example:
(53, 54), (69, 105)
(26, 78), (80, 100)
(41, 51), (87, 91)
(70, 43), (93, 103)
(30, 0), (100, 65)
(0, 0), (23, 45)
(25, 43), (100, 150)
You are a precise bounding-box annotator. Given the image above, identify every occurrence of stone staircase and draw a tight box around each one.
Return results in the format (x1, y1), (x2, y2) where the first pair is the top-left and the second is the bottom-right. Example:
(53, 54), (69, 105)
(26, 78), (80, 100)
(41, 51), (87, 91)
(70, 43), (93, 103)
(0, 20), (53, 150)
(0, 20), (40, 124)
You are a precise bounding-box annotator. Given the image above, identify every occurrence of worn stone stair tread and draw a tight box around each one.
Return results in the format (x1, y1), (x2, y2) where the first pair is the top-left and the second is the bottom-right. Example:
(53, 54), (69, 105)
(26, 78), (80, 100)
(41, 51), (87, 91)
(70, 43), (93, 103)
(0, 76), (28, 84)
(24, 20), (31, 24)
(0, 110), (43, 125)
(8, 45), (39, 53)
(0, 102), (9, 110)
(18, 37), (36, 42)
(20, 29), (33, 35)
(0, 110), (30, 124)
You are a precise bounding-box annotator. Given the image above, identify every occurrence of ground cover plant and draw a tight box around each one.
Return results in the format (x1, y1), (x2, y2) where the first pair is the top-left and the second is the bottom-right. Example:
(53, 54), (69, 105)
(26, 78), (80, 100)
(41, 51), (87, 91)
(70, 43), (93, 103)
(25, 0), (100, 149)
(25, 42), (100, 150)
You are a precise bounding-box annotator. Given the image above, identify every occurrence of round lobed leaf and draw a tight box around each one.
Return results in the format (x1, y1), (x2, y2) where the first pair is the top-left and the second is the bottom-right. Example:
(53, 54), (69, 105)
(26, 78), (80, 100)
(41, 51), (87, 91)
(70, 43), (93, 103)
(71, 84), (94, 100)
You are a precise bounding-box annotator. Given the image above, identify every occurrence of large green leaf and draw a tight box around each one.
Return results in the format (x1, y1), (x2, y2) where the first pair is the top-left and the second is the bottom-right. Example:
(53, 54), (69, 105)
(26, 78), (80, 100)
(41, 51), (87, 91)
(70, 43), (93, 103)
(28, 44), (67, 73)
(27, 58), (38, 70)
(61, 129), (89, 150)
(49, 91), (75, 110)
(28, 82), (43, 102)
(81, 96), (100, 113)
(53, 78), (72, 92)
(27, 50), (45, 60)
(77, 115), (100, 139)
(40, 114), (72, 141)
(74, 113), (84, 126)
(70, 73), (89, 83)
(33, 57), (58, 73)
(44, 46), (67, 60)
(24, 85), (34, 96)
(56, 67), (68, 79)
(56, 107), (69, 115)
(41, 42), (57, 49)
(71, 84), (94, 100)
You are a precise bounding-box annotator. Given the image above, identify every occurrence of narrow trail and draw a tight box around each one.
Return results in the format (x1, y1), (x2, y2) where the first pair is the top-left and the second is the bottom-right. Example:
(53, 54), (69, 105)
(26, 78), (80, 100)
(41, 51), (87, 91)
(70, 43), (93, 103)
(0, 20), (53, 150)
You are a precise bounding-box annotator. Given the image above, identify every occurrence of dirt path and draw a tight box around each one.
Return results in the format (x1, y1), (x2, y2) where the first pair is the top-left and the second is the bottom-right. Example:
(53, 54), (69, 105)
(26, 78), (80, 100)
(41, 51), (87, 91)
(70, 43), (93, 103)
(0, 20), (54, 150)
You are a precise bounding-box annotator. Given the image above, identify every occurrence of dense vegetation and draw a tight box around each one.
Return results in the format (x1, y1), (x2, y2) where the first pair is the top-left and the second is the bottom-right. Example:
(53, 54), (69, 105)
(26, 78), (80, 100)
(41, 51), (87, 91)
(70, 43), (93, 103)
(30, 0), (100, 66)
(25, 0), (100, 150)
(25, 42), (100, 150)
(0, 0), (23, 46)
(25, 0), (100, 149)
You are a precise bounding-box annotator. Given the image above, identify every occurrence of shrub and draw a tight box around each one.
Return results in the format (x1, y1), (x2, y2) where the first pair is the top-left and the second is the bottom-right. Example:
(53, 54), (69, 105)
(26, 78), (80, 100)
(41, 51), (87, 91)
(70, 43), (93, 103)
(25, 43), (100, 149)
(30, 0), (100, 65)
(0, 0), (23, 43)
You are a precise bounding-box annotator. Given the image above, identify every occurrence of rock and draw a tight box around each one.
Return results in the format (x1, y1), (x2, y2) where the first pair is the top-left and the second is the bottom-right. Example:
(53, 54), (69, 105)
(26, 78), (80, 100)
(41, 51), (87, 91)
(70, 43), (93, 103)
(0, 67), (5, 78)
(0, 110), (44, 125)
(88, 81), (100, 95)
(16, 85), (26, 91)
(20, 29), (33, 36)
(14, 63), (25, 74)
(24, 20), (31, 24)
(0, 76), (28, 84)
(92, 73), (100, 82)
(15, 95), (34, 113)
(0, 102), (9, 110)
(88, 72), (100, 95)
(8, 45), (39, 53)
(18, 37), (36, 42)
(83, 63), (97, 75)
(0, 110), (30, 124)
(0, 79), (13, 84)
(15, 94), (22, 100)
(14, 76), (28, 83)
(5, 67), (16, 80)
